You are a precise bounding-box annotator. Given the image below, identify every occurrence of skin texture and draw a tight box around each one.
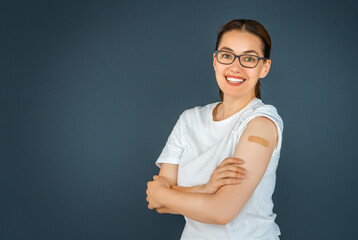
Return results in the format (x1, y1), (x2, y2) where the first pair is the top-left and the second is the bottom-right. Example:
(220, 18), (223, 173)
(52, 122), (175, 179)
(146, 30), (277, 224)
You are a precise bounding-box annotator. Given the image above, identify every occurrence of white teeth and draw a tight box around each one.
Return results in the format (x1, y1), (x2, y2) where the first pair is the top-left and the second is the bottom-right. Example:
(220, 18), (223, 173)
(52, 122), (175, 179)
(226, 77), (245, 83)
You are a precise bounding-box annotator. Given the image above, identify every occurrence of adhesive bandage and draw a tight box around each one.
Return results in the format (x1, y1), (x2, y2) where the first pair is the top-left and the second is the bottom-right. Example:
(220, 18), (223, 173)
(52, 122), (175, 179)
(248, 135), (269, 148)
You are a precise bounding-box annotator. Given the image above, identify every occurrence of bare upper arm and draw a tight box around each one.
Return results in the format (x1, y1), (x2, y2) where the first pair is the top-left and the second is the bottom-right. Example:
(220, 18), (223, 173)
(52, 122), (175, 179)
(212, 116), (278, 224)
(158, 163), (179, 187)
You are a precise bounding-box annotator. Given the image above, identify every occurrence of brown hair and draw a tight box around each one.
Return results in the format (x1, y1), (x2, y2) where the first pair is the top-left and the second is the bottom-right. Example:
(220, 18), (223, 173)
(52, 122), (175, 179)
(215, 19), (272, 100)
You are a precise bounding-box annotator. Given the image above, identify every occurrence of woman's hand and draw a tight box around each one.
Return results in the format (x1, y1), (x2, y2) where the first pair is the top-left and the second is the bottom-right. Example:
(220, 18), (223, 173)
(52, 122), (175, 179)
(146, 175), (170, 209)
(202, 158), (246, 194)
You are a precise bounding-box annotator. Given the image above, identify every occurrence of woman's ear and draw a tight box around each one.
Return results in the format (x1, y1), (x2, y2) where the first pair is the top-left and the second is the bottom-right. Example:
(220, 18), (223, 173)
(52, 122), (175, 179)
(213, 52), (217, 70)
(259, 59), (271, 78)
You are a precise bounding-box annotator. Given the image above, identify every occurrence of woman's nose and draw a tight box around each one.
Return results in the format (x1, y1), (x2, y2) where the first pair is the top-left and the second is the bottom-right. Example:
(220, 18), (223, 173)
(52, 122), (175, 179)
(231, 56), (243, 68)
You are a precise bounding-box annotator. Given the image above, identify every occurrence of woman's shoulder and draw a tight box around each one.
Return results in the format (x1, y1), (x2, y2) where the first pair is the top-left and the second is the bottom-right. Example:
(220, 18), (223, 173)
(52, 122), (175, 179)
(241, 99), (284, 130)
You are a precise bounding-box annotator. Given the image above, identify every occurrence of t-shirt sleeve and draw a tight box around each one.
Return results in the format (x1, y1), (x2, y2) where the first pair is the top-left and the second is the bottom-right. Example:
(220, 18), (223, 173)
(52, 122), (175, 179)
(234, 105), (284, 156)
(155, 113), (185, 168)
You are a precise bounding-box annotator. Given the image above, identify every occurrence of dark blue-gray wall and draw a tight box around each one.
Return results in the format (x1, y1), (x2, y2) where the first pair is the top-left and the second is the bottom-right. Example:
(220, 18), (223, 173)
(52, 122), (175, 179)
(1, 0), (357, 239)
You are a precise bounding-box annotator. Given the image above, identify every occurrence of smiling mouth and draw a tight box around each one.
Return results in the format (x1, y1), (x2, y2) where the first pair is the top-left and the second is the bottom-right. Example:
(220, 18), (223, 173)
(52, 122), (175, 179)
(225, 76), (246, 86)
(226, 77), (246, 83)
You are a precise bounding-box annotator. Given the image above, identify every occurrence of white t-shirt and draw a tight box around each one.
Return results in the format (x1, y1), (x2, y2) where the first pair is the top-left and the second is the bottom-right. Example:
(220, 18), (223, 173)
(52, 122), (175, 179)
(155, 97), (284, 240)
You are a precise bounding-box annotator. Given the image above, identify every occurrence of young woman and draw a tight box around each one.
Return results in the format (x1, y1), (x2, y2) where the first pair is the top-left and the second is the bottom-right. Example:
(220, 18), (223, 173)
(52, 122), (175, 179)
(146, 19), (284, 240)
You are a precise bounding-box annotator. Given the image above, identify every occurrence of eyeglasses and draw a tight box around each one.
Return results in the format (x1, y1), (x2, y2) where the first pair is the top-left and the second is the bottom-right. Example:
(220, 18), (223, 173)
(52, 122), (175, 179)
(214, 50), (268, 68)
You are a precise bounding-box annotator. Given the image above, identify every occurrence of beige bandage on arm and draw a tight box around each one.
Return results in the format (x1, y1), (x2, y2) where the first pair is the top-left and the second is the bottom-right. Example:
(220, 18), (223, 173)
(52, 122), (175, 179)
(248, 135), (269, 148)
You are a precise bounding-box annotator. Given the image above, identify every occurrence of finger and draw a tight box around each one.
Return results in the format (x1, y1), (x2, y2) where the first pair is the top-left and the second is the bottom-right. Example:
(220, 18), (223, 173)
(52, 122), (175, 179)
(219, 178), (241, 187)
(218, 164), (246, 174)
(218, 158), (236, 167)
(226, 165), (247, 174)
(216, 170), (245, 180)
(218, 158), (244, 167)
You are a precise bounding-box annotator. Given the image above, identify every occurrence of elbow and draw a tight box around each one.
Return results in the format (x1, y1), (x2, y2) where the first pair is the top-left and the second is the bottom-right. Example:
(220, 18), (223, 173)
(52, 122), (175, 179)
(215, 208), (241, 225)
(215, 211), (235, 225)
(216, 215), (232, 225)
(210, 195), (243, 225)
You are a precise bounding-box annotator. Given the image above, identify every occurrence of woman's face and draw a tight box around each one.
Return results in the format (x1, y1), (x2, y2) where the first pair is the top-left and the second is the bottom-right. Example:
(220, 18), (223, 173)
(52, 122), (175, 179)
(213, 30), (271, 100)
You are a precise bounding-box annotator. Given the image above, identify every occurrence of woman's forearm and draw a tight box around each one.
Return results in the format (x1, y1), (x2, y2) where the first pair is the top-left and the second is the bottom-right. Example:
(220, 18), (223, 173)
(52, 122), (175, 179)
(171, 184), (206, 193)
(160, 188), (221, 224)
(156, 184), (207, 214)
(156, 206), (180, 214)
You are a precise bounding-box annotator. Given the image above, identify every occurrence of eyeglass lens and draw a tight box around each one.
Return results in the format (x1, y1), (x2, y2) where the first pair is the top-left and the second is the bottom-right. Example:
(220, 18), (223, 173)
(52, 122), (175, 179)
(217, 51), (259, 67)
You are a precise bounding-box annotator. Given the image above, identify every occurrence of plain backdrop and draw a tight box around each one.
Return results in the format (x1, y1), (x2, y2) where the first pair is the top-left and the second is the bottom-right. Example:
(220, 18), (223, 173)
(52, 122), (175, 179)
(1, 0), (358, 239)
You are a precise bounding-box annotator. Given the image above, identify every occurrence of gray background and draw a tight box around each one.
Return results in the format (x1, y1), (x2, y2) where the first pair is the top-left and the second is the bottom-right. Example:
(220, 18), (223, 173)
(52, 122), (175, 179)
(1, 0), (357, 239)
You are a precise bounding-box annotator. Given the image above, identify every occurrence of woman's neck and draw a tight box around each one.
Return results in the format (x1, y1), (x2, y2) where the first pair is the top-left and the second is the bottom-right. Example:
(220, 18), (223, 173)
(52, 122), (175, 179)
(214, 94), (256, 121)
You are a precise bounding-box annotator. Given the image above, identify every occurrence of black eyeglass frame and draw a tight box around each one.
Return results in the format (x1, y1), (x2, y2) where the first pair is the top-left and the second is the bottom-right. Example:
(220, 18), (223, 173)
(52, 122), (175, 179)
(214, 50), (268, 68)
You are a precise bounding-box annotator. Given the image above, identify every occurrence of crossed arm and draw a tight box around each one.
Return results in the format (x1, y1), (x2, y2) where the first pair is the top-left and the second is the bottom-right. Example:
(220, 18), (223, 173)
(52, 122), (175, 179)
(146, 116), (278, 225)
(153, 157), (245, 215)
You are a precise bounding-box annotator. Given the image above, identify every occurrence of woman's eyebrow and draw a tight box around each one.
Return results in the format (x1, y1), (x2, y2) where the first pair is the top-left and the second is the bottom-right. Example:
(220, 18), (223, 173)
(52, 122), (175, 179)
(220, 47), (259, 56)
(243, 50), (260, 55)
